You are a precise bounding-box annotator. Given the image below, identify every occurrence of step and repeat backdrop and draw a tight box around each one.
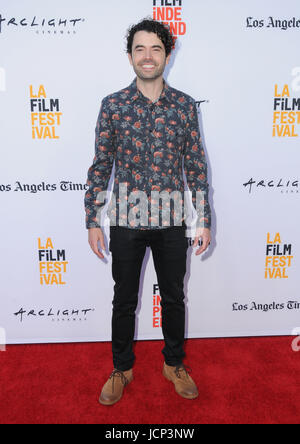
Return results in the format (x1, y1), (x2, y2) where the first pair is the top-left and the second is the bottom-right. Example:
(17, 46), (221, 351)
(0, 0), (299, 344)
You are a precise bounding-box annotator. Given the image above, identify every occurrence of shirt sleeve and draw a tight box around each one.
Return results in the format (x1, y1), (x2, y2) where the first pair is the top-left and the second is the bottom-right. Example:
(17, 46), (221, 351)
(84, 98), (116, 229)
(183, 99), (211, 229)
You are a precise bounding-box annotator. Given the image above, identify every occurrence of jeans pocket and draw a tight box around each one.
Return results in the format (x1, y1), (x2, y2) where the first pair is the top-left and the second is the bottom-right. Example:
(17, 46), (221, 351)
(109, 227), (146, 261)
(160, 227), (188, 259)
(109, 226), (117, 252)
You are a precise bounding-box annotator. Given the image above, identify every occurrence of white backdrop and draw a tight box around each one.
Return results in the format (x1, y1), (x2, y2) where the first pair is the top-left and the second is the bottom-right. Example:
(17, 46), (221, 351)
(0, 0), (299, 344)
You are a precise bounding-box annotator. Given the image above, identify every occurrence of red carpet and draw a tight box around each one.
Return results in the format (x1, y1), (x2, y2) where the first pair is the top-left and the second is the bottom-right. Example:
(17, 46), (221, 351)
(0, 337), (299, 424)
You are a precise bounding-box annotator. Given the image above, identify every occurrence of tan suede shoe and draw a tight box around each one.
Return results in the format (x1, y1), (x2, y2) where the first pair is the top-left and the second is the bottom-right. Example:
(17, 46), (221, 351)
(163, 362), (199, 400)
(99, 368), (133, 406)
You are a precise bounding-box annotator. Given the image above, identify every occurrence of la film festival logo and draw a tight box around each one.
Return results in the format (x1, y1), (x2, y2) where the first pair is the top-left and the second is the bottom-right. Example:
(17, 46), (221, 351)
(152, 0), (186, 44)
(38, 238), (68, 285)
(265, 233), (293, 279)
(272, 68), (300, 137)
(30, 85), (62, 139)
(153, 284), (162, 328)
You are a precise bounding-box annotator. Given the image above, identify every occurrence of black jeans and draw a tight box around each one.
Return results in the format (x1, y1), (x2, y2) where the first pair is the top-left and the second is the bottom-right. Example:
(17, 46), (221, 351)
(109, 223), (189, 371)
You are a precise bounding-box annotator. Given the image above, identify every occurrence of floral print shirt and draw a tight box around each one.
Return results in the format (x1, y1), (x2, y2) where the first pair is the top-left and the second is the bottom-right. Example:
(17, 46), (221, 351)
(84, 77), (211, 230)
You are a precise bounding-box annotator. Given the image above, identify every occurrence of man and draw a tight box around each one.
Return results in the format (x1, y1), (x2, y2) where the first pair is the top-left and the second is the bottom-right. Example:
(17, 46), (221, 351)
(84, 18), (212, 405)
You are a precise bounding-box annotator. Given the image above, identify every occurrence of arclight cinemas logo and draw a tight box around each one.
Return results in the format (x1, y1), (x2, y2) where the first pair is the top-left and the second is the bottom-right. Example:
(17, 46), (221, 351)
(14, 307), (95, 323)
(243, 177), (299, 194)
(0, 14), (85, 35)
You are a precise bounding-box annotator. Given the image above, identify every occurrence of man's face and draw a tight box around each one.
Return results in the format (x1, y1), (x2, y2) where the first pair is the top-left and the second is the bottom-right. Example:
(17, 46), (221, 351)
(128, 31), (171, 81)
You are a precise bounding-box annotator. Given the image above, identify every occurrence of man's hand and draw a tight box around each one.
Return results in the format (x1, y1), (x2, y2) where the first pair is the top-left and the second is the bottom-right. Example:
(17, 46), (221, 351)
(88, 227), (106, 259)
(193, 227), (211, 256)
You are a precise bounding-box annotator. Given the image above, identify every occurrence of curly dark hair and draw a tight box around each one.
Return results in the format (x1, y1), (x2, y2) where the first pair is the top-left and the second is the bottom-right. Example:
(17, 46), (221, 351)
(126, 17), (175, 57)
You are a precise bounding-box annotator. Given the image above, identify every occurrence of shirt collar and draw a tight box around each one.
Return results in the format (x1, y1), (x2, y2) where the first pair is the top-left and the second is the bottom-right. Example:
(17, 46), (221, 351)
(127, 77), (172, 104)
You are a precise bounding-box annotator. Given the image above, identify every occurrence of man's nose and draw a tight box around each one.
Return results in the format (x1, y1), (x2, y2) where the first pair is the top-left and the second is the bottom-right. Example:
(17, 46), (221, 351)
(144, 49), (153, 60)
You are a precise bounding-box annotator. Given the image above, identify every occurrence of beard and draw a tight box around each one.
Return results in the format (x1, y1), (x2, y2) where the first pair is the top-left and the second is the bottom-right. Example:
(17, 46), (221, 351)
(132, 61), (166, 82)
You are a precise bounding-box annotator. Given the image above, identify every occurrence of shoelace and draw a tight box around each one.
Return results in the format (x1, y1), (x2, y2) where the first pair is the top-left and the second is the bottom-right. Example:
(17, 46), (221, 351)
(109, 369), (129, 393)
(174, 364), (192, 379)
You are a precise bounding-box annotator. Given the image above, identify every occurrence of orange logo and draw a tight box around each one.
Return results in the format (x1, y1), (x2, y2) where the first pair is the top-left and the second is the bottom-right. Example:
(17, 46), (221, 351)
(153, 284), (162, 327)
(273, 84), (300, 137)
(153, 0), (186, 45)
(38, 238), (68, 285)
(265, 233), (293, 279)
(30, 85), (62, 139)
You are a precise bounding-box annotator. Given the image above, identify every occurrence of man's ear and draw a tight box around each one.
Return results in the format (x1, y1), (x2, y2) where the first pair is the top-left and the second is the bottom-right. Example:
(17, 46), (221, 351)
(128, 53), (133, 66)
(166, 53), (171, 65)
